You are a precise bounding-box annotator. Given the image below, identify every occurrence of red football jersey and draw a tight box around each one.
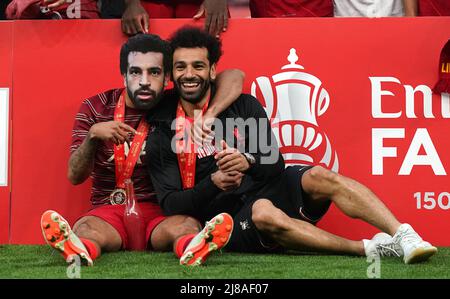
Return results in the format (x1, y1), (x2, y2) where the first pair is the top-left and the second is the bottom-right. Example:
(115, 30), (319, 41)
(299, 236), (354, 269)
(71, 88), (157, 206)
(419, 0), (450, 16)
(249, 0), (333, 18)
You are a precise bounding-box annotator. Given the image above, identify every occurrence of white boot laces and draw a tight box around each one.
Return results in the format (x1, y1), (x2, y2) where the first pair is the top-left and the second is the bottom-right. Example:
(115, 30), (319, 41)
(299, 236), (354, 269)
(376, 243), (401, 257)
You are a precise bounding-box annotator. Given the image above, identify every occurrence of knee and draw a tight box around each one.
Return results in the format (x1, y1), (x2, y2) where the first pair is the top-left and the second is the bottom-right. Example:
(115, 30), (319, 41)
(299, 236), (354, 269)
(72, 217), (122, 252)
(176, 216), (201, 236)
(251, 199), (289, 235)
(73, 221), (93, 236)
(306, 166), (344, 194)
(159, 215), (201, 239)
(151, 215), (201, 252)
(73, 220), (103, 242)
(308, 166), (339, 184)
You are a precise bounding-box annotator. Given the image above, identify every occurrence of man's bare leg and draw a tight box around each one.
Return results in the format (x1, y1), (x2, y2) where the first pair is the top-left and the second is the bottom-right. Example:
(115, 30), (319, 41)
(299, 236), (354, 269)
(300, 166), (437, 263)
(73, 216), (123, 256)
(301, 166), (401, 236)
(251, 199), (365, 256)
(150, 215), (201, 252)
(41, 211), (122, 266)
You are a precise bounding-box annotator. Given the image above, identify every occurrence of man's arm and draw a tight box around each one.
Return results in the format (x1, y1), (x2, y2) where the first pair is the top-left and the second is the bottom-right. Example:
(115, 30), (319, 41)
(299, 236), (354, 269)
(42, 0), (70, 9)
(121, 0), (149, 35)
(193, 69), (245, 143)
(403, 0), (418, 16)
(206, 69), (245, 118)
(68, 121), (136, 185)
(68, 134), (97, 185)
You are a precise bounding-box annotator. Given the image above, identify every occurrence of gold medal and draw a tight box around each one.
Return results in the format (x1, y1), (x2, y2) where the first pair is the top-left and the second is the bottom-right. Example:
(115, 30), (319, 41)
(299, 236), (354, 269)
(110, 188), (127, 205)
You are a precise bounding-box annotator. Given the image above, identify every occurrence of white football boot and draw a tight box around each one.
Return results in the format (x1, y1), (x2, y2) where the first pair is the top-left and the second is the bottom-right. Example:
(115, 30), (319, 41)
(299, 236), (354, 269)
(392, 223), (437, 264)
(363, 232), (403, 258)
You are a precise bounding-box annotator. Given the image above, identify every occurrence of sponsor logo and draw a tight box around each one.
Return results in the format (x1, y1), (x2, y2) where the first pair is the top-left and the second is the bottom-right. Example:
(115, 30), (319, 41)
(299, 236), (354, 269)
(251, 49), (339, 171)
(240, 220), (250, 231)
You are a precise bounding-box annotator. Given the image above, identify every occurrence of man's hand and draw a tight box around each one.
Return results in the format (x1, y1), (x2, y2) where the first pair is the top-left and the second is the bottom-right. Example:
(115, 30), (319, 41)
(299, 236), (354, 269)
(122, 0), (149, 35)
(89, 121), (137, 145)
(42, 0), (69, 9)
(211, 170), (243, 191)
(215, 140), (250, 173)
(191, 112), (215, 146)
(193, 0), (228, 38)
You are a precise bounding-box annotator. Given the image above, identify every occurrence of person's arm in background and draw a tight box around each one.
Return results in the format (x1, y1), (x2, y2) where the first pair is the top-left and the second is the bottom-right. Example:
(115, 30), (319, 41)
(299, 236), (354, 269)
(403, 0), (418, 16)
(194, 0), (229, 38)
(122, 0), (229, 36)
(42, 0), (68, 9)
(5, 0), (35, 19)
(122, 0), (149, 35)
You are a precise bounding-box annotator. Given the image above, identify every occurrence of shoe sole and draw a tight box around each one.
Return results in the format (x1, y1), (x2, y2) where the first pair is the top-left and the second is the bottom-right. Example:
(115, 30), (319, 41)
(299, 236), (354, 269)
(180, 241), (223, 266)
(41, 210), (93, 266)
(180, 214), (233, 266)
(404, 246), (438, 264)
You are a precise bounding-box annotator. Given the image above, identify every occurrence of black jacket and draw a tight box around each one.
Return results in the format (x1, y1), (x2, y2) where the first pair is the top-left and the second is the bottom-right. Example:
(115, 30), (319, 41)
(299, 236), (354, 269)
(145, 89), (285, 221)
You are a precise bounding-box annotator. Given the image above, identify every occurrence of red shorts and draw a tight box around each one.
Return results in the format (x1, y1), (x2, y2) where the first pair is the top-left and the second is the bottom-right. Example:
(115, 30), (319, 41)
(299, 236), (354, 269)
(140, 0), (203, 18)
(249, 0), (333, 18)
(78, 202), (166, 250)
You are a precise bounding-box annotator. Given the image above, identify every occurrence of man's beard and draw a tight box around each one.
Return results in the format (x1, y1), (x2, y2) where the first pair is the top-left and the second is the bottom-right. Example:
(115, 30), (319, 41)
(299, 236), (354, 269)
(126, 86), (162, 110)
(175, 77), (210, 104)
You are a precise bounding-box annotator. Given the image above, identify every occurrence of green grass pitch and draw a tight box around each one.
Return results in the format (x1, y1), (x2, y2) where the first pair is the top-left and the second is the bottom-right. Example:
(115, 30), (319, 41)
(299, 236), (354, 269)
(0, 245), (448, 279)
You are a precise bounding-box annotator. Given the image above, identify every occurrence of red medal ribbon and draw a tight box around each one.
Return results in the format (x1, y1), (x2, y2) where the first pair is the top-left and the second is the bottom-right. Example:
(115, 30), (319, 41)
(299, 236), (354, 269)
(175, 99), (209, 189)
(113, 90), (150, 189)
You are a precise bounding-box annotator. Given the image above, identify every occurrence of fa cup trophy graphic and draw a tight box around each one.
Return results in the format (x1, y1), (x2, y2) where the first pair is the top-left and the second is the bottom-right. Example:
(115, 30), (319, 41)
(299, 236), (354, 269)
(251, 48), (339, 172)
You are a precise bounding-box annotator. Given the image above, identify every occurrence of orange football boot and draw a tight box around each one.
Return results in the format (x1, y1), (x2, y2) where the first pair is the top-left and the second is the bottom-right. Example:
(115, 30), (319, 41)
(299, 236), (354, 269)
(41, 210), (93, 266)
(180, 213), (233, 266)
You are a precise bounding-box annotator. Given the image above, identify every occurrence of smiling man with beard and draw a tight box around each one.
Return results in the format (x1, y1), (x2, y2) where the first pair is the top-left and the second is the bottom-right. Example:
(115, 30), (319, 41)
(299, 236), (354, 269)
(172, 48), (213, 104)
(40, 33), (244, 266)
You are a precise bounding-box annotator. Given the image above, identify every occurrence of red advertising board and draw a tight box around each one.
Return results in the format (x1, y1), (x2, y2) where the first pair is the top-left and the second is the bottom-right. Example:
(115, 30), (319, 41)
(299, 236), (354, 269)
(0, 22), (13, 244)
(3, 18), (450, 245)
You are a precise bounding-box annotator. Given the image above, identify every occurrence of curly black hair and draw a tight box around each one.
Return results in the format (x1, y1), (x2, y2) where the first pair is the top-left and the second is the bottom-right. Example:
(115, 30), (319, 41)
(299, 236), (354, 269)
(169, 26), (222, 65)
(119, 33), (171, 75)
